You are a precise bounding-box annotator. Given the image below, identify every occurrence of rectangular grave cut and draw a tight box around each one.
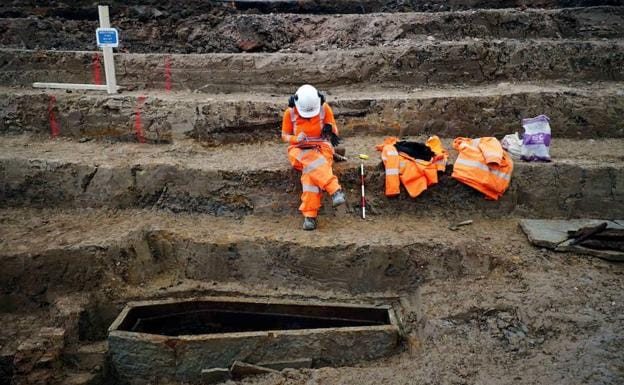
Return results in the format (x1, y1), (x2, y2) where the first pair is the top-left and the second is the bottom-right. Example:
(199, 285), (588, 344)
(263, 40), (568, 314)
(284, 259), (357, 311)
(116, 299), (390, 336)
(108, 297), (401, 384)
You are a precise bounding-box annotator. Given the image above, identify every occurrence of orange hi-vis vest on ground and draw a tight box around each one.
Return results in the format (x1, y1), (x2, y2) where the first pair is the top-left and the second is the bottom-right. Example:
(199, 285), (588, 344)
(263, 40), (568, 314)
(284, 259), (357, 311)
(375, 136), (448, 198)
(426, 135), (449, 172)
(452, 137), (513, 200)
(281, 103), (341, 218)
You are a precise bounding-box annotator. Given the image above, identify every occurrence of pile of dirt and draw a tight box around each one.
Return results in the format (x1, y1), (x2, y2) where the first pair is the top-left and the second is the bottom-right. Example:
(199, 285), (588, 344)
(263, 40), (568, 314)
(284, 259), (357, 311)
(2, 0), (623, 18)
(1, 7), (623, 53)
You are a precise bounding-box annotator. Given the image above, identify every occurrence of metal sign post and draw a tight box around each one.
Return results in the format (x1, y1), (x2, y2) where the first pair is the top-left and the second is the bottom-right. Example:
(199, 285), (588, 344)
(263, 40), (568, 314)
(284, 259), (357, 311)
(33, 5), (119, 94)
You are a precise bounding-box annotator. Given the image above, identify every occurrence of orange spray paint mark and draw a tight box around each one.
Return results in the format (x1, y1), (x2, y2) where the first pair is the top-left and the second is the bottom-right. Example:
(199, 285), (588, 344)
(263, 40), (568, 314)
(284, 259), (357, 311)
(48, 95), (60, 138)
(134, 96), (147, 143)
(92, 52), (102, 85)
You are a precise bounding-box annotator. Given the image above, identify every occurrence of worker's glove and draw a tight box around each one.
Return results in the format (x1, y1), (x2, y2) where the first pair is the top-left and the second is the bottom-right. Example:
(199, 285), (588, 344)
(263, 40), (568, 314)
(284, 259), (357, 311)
(321, 123), (333, 138)
(322, 123), (341, 147)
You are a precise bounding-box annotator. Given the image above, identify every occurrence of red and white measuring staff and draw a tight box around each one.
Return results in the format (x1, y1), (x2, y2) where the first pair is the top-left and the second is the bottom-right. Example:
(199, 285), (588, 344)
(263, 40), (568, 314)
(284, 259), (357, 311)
(360, 163), (366, 219)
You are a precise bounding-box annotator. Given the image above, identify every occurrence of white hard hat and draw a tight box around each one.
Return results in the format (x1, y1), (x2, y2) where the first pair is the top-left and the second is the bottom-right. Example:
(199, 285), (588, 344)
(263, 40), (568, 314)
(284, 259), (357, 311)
(294, 84), (321, 118)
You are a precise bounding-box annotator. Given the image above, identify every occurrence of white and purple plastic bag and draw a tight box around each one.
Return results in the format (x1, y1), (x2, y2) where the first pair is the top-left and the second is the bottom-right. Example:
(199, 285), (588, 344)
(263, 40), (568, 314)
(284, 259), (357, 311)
(521, 115), (551, 162)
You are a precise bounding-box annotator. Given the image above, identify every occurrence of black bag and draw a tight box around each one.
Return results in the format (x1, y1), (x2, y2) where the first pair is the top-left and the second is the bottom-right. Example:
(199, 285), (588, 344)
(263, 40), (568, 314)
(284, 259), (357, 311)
(395, 141), (434, 161)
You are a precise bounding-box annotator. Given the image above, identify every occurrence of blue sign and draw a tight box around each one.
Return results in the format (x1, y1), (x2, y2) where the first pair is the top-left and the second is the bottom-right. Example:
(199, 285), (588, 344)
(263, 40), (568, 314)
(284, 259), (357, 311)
(96, 28), (119, 48)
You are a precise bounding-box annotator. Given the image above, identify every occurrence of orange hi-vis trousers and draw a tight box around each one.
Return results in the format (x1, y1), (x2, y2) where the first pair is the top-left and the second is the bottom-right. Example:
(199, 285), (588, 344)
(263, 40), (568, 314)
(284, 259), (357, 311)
(288, 142), (341, 218)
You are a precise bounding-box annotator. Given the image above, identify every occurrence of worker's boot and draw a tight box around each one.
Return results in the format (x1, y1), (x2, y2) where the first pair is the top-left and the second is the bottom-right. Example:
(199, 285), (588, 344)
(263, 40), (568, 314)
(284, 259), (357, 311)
(303, 217), (317, 231)
(331, 189), (346, 207)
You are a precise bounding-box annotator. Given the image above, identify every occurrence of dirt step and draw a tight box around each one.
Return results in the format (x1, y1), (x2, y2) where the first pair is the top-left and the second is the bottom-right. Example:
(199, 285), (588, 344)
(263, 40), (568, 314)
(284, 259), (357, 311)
(0, 135), (622, 218)
(0, 207), (530, 299)
(2, 82), (623, 144)
(2, 7), (623, 53)
(2, 39), (623, 91)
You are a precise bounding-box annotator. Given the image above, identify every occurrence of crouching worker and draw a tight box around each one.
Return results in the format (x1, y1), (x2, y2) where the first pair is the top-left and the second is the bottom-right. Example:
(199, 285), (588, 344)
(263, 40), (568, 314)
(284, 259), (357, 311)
(281, 84), (346, 231)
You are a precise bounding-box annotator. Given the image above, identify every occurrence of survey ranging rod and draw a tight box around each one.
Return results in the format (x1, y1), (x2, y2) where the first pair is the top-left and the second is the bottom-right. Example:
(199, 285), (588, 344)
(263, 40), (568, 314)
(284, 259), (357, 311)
(333, 151), (367, 219)
(360, 163), (366, 219)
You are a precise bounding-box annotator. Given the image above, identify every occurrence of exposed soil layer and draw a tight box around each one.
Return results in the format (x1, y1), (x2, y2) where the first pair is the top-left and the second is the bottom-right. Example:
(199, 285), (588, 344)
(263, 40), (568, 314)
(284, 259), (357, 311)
(2, 40), (623, 91)
(2, 83), (623, 143)
(0, 210), (495, 302)
(0, 208), (623, 385)
(2, 1), (623, 19)
(0, 136), (622, 218)
(1, 7), (623, 53)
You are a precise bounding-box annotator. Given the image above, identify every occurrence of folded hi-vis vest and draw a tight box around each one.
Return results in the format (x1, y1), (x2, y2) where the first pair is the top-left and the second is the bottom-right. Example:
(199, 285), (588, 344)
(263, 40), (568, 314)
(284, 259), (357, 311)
(451, 137), (513, 200)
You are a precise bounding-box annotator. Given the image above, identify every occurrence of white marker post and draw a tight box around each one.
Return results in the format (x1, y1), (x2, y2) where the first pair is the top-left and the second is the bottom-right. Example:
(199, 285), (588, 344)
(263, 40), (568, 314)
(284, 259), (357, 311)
(33, 5), (119, 94)
(97, 5), (118, 94)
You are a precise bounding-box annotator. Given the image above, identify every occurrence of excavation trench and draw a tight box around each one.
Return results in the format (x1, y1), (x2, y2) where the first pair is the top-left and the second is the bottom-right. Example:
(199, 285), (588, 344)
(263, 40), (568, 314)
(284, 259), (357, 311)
(0, 290), (406, 385)
(2, 213), (418, 383)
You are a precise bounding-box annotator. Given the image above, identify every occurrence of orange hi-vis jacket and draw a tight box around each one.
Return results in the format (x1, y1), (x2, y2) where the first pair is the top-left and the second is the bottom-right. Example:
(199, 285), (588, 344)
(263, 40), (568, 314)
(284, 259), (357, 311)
(452, 137), (513, 200)
(375, 136), (448, 198)
(281, 103), (341, 218)
(281, 103), (337, 146)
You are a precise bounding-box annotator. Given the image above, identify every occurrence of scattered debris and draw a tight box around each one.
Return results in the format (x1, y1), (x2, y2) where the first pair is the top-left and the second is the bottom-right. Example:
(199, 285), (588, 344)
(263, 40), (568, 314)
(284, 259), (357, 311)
(520, 219), (624, 261)
(568, 222), (608, 245)
(568, 223), (624, 251)
(449, 220), (473, 231)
